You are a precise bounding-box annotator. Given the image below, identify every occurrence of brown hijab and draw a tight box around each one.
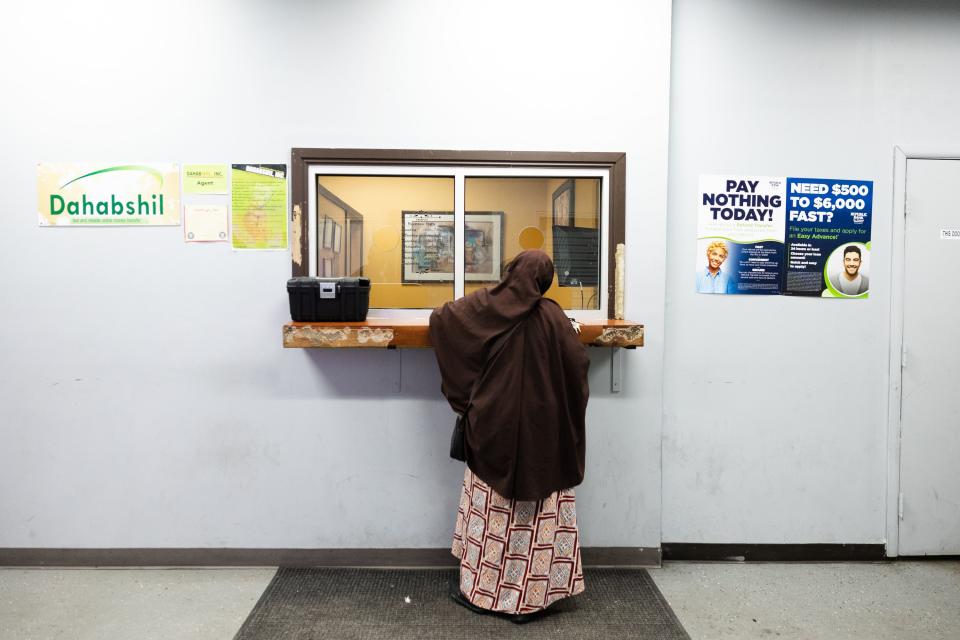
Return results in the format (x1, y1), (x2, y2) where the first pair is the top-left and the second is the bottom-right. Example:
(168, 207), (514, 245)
(429, 250), (590, 501)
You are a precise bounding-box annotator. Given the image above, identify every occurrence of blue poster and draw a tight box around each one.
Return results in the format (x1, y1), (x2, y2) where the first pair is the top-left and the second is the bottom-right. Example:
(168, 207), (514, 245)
(783, 178), (873, 298)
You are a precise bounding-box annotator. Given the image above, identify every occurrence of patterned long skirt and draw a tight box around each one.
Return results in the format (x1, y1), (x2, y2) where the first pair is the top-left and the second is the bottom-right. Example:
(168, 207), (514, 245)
(451, 467), (585, 614)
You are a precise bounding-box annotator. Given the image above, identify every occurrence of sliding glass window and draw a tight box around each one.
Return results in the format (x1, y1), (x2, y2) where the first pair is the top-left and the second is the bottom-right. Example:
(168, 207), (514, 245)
(464, 176), (602, 311)
(308, 165), (608, 318)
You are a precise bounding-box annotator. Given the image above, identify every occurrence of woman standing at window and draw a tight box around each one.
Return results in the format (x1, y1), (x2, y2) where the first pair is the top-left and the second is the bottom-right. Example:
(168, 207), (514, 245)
(429, 250), (590, 624)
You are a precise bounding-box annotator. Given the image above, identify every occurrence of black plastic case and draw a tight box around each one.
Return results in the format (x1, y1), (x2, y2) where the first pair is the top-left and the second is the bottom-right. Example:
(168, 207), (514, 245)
(287, 277), (371, 322)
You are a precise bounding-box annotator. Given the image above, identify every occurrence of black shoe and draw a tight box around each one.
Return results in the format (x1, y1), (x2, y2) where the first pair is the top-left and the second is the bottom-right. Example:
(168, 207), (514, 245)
(451, 591), (545, 624)
(449, 591), (492, 616)
(509, 613), (538, 625)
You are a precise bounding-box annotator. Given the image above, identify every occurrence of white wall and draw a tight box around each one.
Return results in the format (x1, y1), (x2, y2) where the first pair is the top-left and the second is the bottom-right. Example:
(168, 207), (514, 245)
(664, 0), (960, 544)
(0, 1), (671, 549)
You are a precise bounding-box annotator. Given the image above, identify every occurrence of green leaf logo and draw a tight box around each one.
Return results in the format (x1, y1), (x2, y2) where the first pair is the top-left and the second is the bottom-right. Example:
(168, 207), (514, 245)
(60, 165), (163, 189)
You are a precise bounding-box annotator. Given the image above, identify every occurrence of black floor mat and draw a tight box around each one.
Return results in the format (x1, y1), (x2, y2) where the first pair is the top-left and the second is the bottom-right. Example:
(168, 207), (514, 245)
(234, 567), (690, 640)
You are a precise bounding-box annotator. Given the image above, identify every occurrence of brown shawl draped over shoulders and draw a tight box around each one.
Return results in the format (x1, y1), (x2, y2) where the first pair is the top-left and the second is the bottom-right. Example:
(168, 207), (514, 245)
(429, 250), (590, 501)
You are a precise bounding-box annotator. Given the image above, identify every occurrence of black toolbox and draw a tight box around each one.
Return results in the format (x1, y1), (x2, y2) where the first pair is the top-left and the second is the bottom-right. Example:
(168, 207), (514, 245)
(287, 277), (371, 322)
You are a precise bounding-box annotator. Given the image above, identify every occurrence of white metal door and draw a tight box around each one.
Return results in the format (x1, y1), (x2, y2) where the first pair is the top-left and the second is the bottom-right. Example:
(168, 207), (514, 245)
(899, 158), (960, 555)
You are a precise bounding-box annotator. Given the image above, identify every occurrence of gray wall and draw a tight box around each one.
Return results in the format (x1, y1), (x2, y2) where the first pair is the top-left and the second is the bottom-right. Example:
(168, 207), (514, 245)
(0, 1), (671, 548)
(10, 0), (953, 553)
(663, 0), (960, 544)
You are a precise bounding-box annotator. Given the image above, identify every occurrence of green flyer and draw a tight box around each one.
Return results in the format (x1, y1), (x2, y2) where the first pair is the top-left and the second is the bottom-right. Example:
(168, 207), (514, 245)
(231, 164), (288, 250)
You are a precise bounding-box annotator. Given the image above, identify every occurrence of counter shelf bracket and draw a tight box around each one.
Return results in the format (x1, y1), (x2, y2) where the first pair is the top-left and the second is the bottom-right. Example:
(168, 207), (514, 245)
(611, 346), (622, 393)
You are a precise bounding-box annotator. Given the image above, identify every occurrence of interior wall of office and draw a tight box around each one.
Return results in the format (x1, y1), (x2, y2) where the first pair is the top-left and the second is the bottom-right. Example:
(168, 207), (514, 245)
(663, 0), (960, 545)
(316, 176), (600, 309)
(0, 1), (671, 549)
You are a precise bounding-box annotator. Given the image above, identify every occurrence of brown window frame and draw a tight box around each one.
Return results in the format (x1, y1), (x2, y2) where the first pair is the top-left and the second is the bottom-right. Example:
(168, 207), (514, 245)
(290, 148), (626, 319)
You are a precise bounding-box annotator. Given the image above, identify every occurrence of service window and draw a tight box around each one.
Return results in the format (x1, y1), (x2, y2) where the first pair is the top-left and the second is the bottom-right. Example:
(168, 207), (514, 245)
(313, 175), (456, 309)
(293, 150), (624, 320)
(464, 176), (603, 312)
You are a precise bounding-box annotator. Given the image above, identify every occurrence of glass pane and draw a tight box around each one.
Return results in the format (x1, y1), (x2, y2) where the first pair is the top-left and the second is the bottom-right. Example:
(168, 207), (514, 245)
(464, 177), (601, 311)
(316, 176), (455, 309)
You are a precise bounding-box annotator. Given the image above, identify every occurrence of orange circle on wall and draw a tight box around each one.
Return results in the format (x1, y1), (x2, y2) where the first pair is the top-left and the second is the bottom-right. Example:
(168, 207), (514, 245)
(518, 226), (545, 250)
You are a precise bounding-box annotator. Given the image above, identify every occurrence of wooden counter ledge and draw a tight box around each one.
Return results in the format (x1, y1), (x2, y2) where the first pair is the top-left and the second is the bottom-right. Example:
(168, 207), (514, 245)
(283, 318), (644, 349)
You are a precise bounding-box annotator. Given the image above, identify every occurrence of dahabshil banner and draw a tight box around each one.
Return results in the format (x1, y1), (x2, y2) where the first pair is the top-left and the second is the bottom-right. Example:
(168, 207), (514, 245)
(696, 175), (786, 295)
(37, 163), (181, 226)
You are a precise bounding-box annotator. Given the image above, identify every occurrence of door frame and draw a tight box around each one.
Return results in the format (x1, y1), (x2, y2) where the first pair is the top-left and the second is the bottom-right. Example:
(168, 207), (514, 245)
(887, 147), (960, 557)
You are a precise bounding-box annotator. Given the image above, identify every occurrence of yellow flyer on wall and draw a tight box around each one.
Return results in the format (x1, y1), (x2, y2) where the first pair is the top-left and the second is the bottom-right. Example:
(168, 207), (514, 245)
(231, 164), (288, 250)
(37, 163), (181, 226)
(183, 164), (228, 194)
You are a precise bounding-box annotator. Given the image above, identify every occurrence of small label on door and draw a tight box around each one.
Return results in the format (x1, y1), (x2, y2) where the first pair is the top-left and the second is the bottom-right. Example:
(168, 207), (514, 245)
(940, 229), (960, 240)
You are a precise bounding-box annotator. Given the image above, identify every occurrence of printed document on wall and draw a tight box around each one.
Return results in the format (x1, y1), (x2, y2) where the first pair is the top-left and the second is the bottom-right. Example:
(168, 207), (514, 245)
(184, 204), (229, 243)
(231, 164), (288, 250)
(183, 164), (228, 195)
(696, 175), (786, 295)
(783, 178), (873, 298)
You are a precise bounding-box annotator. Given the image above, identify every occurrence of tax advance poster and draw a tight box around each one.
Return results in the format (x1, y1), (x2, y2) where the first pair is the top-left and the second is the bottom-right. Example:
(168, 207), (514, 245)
(783, 177), (873, 298)
(696, 175), (786, 295)
(696, 174), (873, 299)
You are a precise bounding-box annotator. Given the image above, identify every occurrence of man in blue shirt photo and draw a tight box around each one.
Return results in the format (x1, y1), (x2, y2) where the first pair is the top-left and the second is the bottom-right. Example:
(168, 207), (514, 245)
(696, 240), (733, 294)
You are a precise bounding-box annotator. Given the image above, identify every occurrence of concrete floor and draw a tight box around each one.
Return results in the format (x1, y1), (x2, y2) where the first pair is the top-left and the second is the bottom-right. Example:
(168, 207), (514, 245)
(0, 568), (275, 640)
(650, 561), (960, 640)
(0, 561), (957, 639)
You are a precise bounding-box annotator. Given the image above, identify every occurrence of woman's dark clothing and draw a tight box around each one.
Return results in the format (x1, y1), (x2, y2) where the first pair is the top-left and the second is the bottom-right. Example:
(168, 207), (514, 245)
(429, 249), (590, 502)
(431, 250), (591, 615)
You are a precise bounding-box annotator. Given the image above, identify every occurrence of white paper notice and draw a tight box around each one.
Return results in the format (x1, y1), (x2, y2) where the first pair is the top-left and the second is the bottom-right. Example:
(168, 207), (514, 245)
(184, 204), (229, 242)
